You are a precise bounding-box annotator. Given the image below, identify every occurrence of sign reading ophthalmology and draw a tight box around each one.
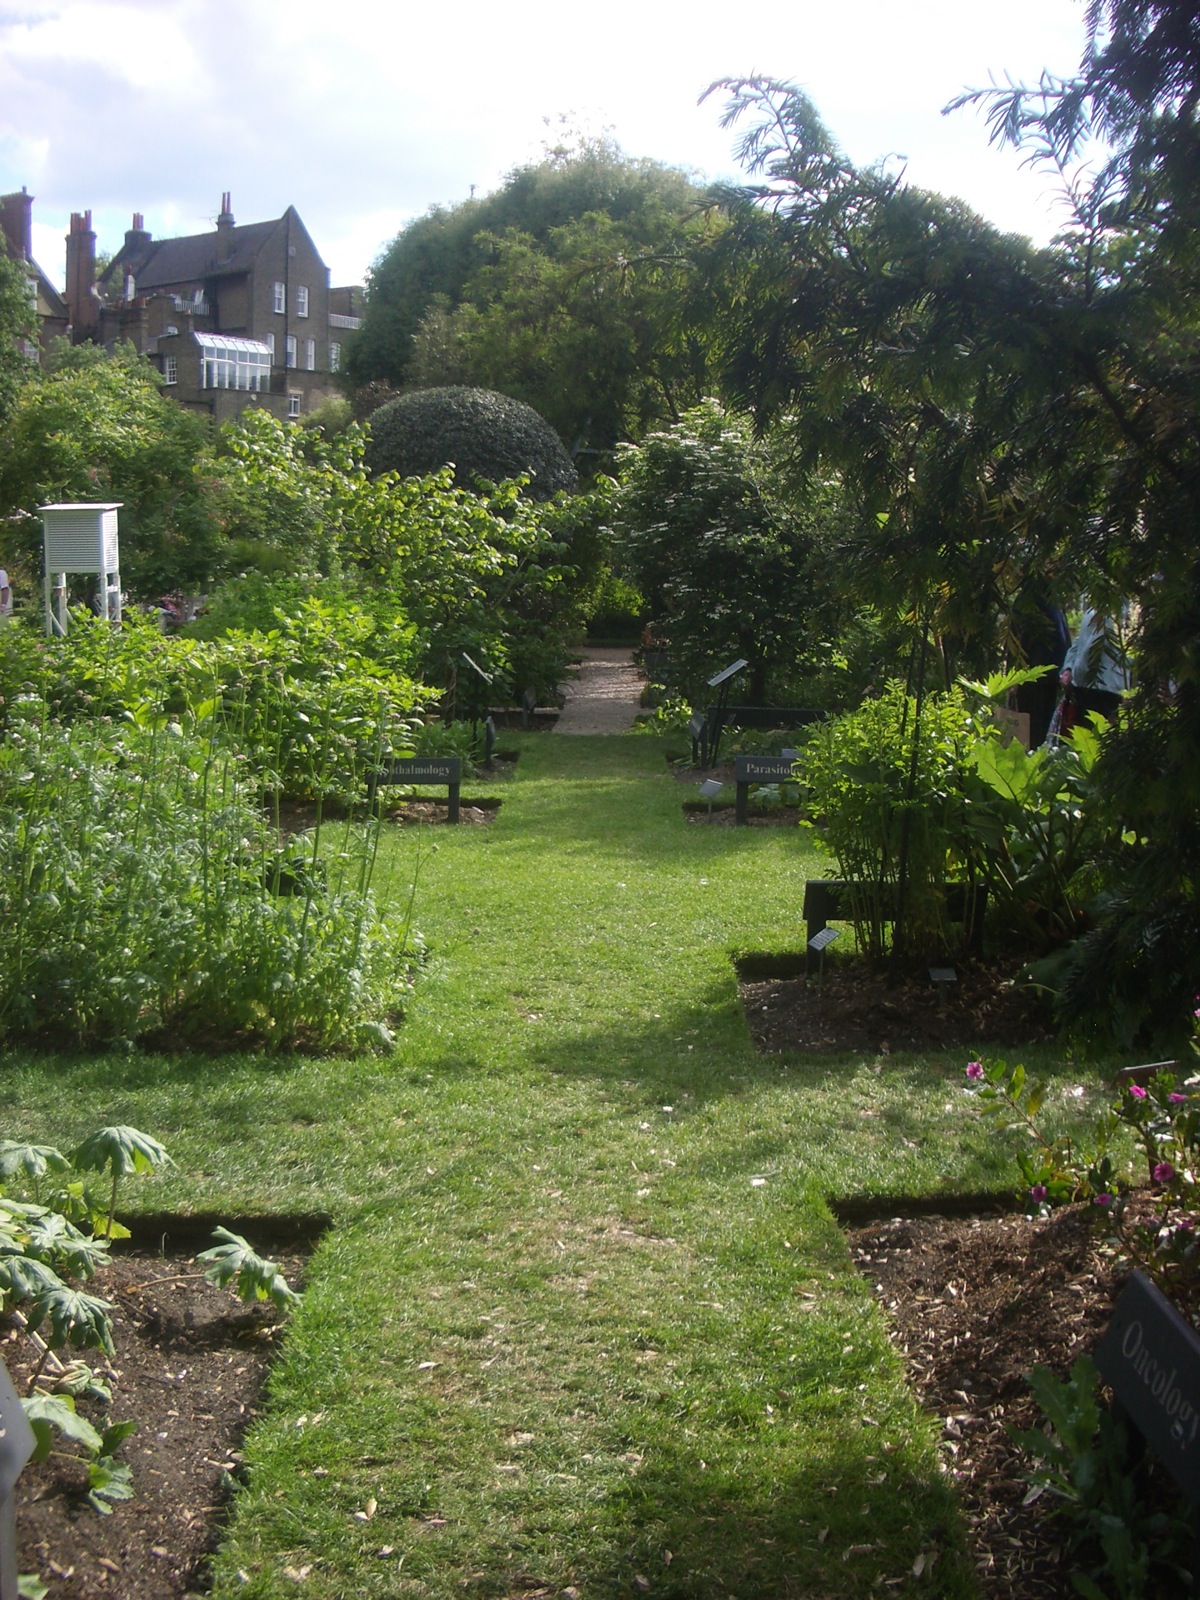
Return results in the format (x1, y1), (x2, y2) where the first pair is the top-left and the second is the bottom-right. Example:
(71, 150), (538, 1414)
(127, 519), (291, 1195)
(1094, 1269), (1200, 1501)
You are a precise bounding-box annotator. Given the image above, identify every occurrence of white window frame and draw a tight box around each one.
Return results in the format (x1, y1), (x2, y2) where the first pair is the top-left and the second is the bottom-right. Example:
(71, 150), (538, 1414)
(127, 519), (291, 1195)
(163, 355), (177, 386)
(285, 335), (297, 369)
(266, 332), (275, 360)
(329, 341), (341, 373)
(296, 285), (309, 318)
(304, 337), (315, 371)
(272, 280), (286, 314)
(287, 393), (301, 418)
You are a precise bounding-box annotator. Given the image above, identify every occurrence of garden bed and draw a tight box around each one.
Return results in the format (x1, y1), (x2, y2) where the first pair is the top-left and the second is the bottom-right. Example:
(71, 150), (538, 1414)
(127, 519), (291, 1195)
(845, 1201), (1185, 1598)
(382, 798), (501, 825)
(12, 1219), (320, 1600)
(739, 953), (1054, 1053)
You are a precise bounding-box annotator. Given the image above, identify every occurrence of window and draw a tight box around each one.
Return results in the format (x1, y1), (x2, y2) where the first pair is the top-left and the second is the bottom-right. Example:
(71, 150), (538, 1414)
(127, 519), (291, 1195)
(265, 332), (275, 359)
(196, 333), (271, 392)
(285, 335), (297, 369)
(329, 341), (341, 373)
(272, 280), (286, 314)
(287, 393), (301, 418)
(304, 337), (315, 371)
(296, 285), (309, 318)
(163, 355), (177, 386)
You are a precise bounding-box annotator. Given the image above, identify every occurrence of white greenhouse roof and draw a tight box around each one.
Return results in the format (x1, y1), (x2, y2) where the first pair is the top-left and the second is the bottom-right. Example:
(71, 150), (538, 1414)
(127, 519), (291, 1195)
(194, 332), (272, 356)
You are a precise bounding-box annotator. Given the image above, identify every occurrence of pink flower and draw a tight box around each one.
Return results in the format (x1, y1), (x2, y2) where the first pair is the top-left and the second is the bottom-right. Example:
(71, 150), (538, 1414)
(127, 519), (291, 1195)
(1129, 1084), (1148, 1099)
(1030, 1184), (1048, 1203)
(1169, 1092), (1188, 1104)
(965, 1061), (984, 1081)
(1153, 1162), (1176, 1184)
(1094, 1193), (1114, 1208)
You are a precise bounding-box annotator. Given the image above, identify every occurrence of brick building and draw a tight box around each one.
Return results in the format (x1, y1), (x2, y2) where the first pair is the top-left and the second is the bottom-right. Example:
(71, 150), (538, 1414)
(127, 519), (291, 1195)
(63, 194), (360, 421)
(0, 188), (69, 359)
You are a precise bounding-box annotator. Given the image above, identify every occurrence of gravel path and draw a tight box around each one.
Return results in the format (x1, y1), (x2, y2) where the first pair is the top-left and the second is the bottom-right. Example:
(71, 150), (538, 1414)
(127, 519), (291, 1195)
(553, 647), (645, 734)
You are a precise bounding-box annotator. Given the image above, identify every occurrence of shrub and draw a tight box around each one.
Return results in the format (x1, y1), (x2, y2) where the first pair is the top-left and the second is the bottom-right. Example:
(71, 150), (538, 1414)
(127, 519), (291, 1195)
(365, 386), (578, 500)
(0, 708), (419, 1052)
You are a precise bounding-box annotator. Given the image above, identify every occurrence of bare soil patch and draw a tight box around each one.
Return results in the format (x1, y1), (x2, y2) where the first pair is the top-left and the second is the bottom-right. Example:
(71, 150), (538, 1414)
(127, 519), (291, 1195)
(740, 955), (1054, 1054)
(11, 1223), (317, 1600)
(381, 798), (500, 826)
(847, 1204), (1187, 1598)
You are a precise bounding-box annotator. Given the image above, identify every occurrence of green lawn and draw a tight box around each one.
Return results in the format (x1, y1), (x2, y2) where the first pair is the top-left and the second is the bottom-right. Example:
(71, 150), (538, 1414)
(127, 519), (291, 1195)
(3, 733), (1114, 1597)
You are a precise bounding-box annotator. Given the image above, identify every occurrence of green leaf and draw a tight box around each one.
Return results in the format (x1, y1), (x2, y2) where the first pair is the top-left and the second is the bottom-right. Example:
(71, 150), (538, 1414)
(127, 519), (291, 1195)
(27, 1284), (116, 1356)
(197, 1226), (301, 1308)
(71, 1126), (173, 1178)
(0, 1141), (71, 1184)
(22, 1392), (104, 1460)
(18, 1574), (49, 1600)
(0, 1254), (66, 1305)
(87, 1455), (135, 1513)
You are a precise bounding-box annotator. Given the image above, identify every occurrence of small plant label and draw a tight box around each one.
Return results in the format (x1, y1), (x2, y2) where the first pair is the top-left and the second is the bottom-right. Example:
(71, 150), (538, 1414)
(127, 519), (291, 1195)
(1094, 1269), (1200, 1503)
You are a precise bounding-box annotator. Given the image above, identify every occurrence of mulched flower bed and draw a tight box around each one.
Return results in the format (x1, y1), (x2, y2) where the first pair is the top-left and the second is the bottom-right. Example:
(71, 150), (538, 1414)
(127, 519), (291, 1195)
(847, 1202), (1191, 1598)
(740, 955), (1055, 1054)
(11, 1236), (312, 1600)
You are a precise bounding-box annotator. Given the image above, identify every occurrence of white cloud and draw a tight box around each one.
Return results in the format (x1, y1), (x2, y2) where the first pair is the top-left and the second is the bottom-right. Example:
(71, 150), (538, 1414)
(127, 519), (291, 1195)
(2, 0), (1091, 289)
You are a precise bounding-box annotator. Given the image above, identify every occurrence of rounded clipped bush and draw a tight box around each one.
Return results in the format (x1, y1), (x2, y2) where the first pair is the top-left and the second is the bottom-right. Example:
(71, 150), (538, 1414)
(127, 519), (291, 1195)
(365, 386), (578, 500)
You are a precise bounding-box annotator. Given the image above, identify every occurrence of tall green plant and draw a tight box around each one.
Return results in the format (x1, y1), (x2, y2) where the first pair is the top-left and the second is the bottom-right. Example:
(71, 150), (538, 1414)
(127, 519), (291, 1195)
(0, 703), (418, 1051)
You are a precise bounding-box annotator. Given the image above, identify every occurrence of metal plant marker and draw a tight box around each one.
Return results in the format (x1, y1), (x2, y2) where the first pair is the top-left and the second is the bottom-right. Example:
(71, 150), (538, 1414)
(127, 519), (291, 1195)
(808, 924), (840, 986)
(705, 658), (748, 766)
(929, 967), (957, 1006)
(698, 777), (723, 818)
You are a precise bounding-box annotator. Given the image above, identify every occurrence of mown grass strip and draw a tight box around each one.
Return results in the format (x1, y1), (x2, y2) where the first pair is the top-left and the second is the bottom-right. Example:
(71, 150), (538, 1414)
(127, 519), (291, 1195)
(4, 731), (1115, 1596)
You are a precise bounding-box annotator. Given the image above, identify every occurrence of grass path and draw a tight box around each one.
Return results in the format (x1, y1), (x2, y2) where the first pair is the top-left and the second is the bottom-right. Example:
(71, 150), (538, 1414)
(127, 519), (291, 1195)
(4, 734), (1107, 1598)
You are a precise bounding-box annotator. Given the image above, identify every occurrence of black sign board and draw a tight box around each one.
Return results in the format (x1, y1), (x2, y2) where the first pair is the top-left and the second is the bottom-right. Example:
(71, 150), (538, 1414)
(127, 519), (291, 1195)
(1095, 1269), (1200, 1503)
(734, 756), (796, 784)
(733, 755), (797, 825)
(370, 757), (463, 823)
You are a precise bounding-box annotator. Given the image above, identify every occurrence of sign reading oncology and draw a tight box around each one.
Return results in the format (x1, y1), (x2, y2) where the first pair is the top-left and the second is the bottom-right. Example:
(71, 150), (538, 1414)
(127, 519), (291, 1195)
(1094, 1269), (1200, 1501)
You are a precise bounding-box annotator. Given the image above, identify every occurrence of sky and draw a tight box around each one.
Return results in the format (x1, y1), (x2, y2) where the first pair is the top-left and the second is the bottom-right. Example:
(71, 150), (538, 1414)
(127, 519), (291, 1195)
(1, 0), (1093, 291)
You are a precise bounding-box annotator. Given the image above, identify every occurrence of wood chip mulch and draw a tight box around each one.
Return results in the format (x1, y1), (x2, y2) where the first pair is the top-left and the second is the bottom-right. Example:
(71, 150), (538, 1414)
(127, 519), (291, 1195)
(849, 1204), (1191, 1598)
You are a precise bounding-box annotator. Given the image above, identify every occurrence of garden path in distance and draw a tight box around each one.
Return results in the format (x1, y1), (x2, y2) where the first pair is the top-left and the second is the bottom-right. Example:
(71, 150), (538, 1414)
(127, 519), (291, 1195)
(552, 647), (644, 733)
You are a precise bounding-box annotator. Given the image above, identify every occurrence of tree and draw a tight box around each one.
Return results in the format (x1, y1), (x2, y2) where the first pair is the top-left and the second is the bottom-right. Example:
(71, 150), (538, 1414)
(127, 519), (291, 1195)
(364, 386), (578, 501)
(612, 399), (829, 704)
(0, 344), (215, 597)
(349, 139), (719, 467)
(0, 250), (36, 427)
(951, 0), (1200, 1040)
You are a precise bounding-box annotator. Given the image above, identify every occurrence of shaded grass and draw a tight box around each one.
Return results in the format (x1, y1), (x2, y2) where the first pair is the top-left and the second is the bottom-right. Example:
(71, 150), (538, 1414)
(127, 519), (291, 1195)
(1, 731), (1119, 1597)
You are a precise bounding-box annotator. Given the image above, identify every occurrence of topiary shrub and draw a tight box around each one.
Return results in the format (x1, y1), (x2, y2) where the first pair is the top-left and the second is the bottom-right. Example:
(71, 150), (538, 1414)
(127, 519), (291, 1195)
(365, 386), (578, 500)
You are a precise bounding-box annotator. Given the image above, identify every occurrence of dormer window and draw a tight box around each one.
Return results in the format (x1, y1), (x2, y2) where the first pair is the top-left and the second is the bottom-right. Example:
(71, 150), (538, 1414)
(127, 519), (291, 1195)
(296, 285), (309, 318)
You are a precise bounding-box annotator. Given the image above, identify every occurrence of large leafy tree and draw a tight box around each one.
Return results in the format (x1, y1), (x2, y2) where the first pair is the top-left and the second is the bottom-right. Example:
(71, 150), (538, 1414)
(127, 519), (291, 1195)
(702, 5), (1200, 1034)
(613, 399), (835, 705)
(349, 139), (719, 468)
(0, 343), (215, 597)
(952, 0), (1200, 1038)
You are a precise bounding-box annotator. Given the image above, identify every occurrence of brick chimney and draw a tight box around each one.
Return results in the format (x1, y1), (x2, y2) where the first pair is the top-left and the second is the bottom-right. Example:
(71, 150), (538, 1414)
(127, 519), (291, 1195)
(216, 191), (234, 259)
(65, 210), (99, 338)
(0, 187), (34, 262)
(124, 211), (151, 251)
